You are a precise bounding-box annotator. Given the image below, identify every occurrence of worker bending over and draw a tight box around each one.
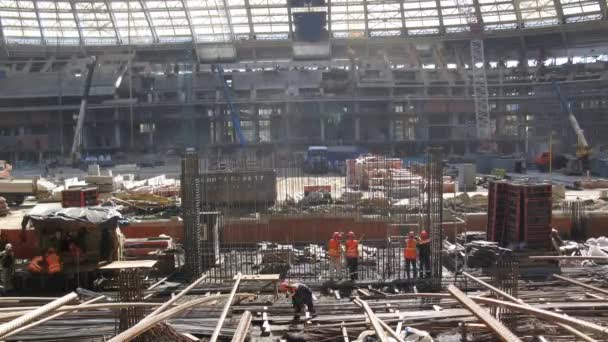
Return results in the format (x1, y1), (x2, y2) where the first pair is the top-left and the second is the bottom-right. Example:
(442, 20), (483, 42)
(345, 231), (359, 281)
(404, 231), (418, 279)
(279, 281), (315, 320)
(418, 230), (431, 278)
(0, 243), (15, 293)
(327, 232), (343, 280)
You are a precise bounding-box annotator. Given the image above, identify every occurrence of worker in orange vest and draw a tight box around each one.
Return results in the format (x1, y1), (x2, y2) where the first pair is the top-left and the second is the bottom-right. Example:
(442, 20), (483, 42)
(418, 230), (431, 278)
(404, 231), (418, 279)
(328, 231), (343, 280)
(345, 231), (359, 281)
(45, 248), (62, 274)
(27, 256), (44, 273)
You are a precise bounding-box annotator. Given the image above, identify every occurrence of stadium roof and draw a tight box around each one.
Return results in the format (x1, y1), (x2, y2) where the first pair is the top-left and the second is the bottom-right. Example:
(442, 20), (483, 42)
(0, 0), (605, 46)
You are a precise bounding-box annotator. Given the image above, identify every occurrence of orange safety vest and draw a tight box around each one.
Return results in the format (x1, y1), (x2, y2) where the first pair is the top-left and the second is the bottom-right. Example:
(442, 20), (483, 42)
(27, 256), (43, 273)
(328, 239), (341, 258)
(345, 239), (358, 258)
(404, 238), (417, 260)
(46, 253), (62, 274)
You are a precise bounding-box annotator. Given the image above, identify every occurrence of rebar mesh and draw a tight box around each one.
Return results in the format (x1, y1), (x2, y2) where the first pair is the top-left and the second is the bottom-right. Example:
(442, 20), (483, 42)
(116, 269), (145, 334)
(183, 150), (448, 284)
(181, 149), (203, 279)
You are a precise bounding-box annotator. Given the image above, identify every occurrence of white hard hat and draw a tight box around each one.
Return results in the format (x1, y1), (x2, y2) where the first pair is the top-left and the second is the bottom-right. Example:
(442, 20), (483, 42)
(5, 243), (12, 250)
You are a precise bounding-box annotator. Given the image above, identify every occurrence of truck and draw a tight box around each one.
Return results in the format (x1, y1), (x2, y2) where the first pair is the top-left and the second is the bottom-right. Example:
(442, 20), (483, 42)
(302, 146), (367, 174)
(0, 160), (11, 178)
(0, 178), (38, 205)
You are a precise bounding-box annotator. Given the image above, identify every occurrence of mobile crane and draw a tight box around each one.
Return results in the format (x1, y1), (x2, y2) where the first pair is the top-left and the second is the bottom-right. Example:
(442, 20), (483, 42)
(534, 81), (591, 175)
(212, 65), (246, 145)
(71, 57), (97, 165)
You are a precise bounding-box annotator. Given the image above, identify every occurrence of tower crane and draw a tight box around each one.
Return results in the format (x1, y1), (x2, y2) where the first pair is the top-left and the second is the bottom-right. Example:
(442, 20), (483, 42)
(455, 1), (493, 150)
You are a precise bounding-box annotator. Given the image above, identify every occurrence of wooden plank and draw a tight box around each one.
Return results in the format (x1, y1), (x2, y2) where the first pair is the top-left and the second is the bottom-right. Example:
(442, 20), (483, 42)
(464, 272), (597, 342)
(236, 274), (280, 281)
(231, 311), (252, 342)
(210, 273), (242, 342)
(99, 260), (157, 270)
(447, 285), (522, 342)
(341, 324), (350, 342)
(353, 299), (388, 342)
(553, 274), (608, 297)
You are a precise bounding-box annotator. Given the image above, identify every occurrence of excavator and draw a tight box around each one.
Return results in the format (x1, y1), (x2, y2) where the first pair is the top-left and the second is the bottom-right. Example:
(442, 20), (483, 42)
(534, 81), (591, 175)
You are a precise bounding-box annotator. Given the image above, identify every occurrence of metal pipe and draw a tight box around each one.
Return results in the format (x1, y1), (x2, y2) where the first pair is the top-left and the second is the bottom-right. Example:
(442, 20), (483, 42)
(530, 256), (608, 260)
(230, 310), (252, 342)
(0, 302), (180, 320)
(447, 285), (522, 342)
(108, 293), (255, 342)
(553, 274), (608, 296)
(2, 295), (106, 339)
(210, 273), (242, 342)
(0, 292), (78, 338)
(464, 272), (597, 342)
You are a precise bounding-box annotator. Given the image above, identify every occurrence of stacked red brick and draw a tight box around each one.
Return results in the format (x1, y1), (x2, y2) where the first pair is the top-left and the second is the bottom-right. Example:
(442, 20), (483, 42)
(61, 187), (99, 208)
(487, 181), (552, 249)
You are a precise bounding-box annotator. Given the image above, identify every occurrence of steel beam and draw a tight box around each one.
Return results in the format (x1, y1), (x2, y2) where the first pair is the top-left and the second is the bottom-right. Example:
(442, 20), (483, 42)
(447, 285), (522, 342)
(69, 1), (85, 46)
(31, 1), (46, 45)
(104, 0), (123, 44)
(139, 0), (159, 43)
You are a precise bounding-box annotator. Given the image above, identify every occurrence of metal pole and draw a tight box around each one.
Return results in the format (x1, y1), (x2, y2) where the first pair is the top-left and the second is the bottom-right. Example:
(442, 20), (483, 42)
(1, 295), (105, 339)
(209, 273), (242, 342)
(0, 292), (78, 338)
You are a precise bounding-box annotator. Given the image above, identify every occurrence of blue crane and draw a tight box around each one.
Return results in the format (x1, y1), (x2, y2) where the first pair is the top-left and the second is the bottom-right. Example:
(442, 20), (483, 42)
(212, 64), (246, 145)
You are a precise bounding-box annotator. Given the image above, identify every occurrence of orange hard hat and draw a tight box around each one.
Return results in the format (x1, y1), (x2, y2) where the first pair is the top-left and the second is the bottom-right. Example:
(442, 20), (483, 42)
(347, 231), (355, 238)
(420, 230), (429, 239)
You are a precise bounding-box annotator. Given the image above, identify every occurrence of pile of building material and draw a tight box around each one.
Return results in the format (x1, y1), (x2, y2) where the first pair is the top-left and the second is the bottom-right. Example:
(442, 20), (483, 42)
(576, 178), (608, 189)
(122, 175), (180, 197)
(346, 155), (403, 190)
(85, 175), (114, 193)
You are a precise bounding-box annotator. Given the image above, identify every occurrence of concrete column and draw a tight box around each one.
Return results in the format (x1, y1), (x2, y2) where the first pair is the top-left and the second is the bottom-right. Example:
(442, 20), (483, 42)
(320, 118), (325, 142)
(58, 111), (64, 156)
(355, 117), (361, 141)
(114, 109), (121, 148)
(388, 118), (394, 142)
(215, 118), (223, 144)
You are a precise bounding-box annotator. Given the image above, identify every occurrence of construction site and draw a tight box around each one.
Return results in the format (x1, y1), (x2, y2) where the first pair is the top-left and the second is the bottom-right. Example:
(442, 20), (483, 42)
(0, 1), (608, 341)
